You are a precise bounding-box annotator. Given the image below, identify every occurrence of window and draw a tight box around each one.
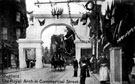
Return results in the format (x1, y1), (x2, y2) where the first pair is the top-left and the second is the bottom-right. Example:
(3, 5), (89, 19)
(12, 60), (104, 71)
(2, 27), (8, 40)
(16, 12), (21, 22)
(16, 28), (21, 39)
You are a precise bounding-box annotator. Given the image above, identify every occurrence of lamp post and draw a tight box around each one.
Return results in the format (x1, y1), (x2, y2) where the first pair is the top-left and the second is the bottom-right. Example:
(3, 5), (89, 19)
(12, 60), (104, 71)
(0, 40), (3, 75)
(0, 17), (4, 75)
(0, 39), (3, 75)
(1, 28), (5, 75)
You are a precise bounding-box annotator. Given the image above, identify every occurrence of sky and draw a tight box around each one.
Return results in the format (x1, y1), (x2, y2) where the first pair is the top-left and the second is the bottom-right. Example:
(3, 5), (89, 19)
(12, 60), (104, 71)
(26, 0), (87, 14)
(25, 0), (113, 15)
(41, 26), (67, 49)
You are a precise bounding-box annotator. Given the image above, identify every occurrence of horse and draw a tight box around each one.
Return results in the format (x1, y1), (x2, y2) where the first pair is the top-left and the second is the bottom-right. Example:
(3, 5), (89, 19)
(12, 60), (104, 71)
(50, 55), (66, 71)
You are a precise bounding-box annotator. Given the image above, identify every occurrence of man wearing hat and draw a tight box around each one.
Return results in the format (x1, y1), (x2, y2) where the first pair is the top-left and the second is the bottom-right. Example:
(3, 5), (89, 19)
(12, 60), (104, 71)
(80, 58), (87, 84)
(99, 54), (109, 84)
(72, 56), (78, 77)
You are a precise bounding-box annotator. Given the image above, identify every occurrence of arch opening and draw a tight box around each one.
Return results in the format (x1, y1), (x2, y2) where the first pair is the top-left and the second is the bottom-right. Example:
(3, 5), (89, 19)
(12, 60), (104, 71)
(41, 23), (75, 65)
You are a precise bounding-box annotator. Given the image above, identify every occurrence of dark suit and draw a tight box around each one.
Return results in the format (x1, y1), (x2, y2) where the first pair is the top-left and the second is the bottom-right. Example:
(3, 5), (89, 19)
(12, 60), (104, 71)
(80, 63), (87, 84)
(86, 58), (90, 77)
(72, 59), (78, 77)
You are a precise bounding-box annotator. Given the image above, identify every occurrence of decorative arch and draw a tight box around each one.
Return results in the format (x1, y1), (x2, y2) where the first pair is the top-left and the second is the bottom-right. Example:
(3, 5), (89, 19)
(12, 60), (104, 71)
(18, 14), (92, 69)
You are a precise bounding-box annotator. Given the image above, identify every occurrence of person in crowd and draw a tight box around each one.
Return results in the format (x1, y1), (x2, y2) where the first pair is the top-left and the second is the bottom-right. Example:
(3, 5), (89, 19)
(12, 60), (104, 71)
(131, 55), (135, 83)
(15, 54), (19, 69)
(99, 54), (109, 84)
(80, 59), (87, 84)
(90, 55), (95, 73)
(122, 53), (133, 84)
(79, 56), (86, 76)
(79, 58), (82, 77)
(86, 57), (90, 77)
(79, 58), (82, 68)
(25, 49), (36, 68)
(72, 56), (78, 77)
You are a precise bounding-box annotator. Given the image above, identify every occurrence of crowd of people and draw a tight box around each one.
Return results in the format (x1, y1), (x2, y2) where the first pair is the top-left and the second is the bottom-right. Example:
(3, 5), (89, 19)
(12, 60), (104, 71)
(72, 54), (109, 84)
(72, 53), (135, 84)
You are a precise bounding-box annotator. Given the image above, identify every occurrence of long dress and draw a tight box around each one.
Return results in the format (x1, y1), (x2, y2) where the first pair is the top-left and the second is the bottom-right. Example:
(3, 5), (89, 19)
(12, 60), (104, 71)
(131, 58), (135, 78)
(99, 57), (109, 81)
(99, 64), (109, 81)
(131, 65), (135, 78)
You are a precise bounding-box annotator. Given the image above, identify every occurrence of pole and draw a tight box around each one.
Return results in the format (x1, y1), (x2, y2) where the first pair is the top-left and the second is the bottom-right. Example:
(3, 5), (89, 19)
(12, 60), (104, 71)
(1, 40), (3, 75)
(96, 39), (98, 59)
(35, 0), (87, 5)
(95, 0), (99, 73)
(34, 0), (105, 5)
(0, 20), (4, 75)
(92, 39), (95, 55)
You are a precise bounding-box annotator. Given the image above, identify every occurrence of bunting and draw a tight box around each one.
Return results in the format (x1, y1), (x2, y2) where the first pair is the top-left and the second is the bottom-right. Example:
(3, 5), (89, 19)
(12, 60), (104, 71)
(117, 26), (135, 43)
(71, 18), (79, 26)
(27, 11), (33, 15)
(27, 11), (34, 22)
(38, 19), (45, 26)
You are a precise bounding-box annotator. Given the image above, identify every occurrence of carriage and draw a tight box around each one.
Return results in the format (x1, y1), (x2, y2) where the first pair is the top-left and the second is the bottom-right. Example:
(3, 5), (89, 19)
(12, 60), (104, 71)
(49, 34), (75, 70)
(50, 54), (66, 70)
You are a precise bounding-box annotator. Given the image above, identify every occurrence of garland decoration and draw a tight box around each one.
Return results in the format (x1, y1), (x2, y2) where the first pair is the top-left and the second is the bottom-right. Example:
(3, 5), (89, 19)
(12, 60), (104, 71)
(67, 2), (91, 43)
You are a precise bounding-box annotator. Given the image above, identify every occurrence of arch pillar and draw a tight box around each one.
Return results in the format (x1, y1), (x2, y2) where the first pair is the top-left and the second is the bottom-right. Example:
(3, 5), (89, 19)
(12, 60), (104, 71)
(76, 47), (81, 61)
(35, 47), (43, 68)
(17, 39), (43, 69)
(19, 48), (27, 68)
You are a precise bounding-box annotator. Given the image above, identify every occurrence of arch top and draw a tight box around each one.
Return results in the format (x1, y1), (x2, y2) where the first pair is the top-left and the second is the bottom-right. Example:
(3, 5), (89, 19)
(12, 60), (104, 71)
(40, 23), (74, 39)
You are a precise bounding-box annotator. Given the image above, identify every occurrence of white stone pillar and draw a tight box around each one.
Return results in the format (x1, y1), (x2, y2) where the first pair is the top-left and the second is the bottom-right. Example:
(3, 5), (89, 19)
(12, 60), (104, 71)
(19, 48), (27, 68)
(92, 40), (95, 55)
(76, 47), (81, 62)
(35, 48), (43, 68)
(110, 47), (122, 84)
(96, 40), (99, 59)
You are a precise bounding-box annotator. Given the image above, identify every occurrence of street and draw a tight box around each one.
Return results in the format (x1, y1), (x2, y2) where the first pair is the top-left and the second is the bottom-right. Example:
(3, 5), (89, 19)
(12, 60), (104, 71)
(0, 64), (100, 84)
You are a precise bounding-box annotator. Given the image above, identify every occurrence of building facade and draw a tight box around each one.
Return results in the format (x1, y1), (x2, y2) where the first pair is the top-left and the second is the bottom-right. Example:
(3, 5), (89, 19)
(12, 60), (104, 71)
(0, 0), (28, 69)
